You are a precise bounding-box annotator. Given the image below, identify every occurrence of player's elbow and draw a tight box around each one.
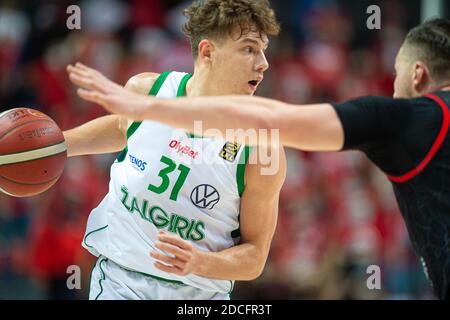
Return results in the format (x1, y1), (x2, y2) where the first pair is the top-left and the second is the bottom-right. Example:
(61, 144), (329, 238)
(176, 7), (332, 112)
(243, 250), (268, 281)
(115, 116), (128, 151)
(116, 132), (127, 151)
(246, 261), (266, 281)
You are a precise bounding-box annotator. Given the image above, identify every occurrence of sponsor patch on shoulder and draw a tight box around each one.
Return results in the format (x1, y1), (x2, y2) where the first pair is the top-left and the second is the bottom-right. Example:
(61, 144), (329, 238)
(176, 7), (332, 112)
(219, 142), (241, 162)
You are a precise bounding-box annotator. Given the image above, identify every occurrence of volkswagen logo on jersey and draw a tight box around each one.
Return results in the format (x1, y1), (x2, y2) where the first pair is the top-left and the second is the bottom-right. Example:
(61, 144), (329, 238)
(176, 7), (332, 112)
(190, 184), (220, 210)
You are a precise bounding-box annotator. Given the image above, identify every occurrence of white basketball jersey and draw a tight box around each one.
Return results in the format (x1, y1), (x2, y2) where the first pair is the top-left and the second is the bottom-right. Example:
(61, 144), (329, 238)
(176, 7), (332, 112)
(82, 71), (251, 294)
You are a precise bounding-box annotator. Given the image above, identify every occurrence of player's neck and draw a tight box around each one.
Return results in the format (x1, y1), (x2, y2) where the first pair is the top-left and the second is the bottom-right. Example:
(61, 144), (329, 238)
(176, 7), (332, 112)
(186, 70), (225, 97)
(185, 73), (205, 97)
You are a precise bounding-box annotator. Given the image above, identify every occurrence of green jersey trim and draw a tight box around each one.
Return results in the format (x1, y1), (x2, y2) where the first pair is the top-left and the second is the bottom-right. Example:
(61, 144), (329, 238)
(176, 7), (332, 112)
(177, 73), (192, 97)
(150, 71), (171, 96)
(88, 259), (96, 297)
(228, 280), (235, 295)
(126, 121), (141, 139)
(232, 147), (252, 239)
(131, 269), (186, 286)
(116, 71), (171, 162)
(175, 73), (201, 139)
(83, 225), (109, 249)
(236, 146), (252, 197)
(94, 257), (108, 300)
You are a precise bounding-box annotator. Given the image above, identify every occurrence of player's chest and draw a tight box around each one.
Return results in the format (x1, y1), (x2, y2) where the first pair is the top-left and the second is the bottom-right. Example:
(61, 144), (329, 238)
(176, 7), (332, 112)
(122, 123), (242, 204)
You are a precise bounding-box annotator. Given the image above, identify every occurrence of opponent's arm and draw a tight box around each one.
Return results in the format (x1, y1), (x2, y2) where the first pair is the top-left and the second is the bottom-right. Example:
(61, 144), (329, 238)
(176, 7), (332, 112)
(63, 72), (159, 157)
(151, 98), (344, 151)
(67, 63), (344, 152)
(150, 146), (287, 280)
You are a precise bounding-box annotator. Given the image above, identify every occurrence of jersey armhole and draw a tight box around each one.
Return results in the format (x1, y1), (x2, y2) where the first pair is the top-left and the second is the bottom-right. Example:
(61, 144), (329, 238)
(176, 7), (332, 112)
(116, 71), (172, 162)
(230, 146), (253, 240)
(236, 146), (253, 197)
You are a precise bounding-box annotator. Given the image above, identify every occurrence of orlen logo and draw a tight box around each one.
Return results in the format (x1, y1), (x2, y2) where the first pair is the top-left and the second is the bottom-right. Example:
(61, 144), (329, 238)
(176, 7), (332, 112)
(129, 154), (147, 172)
(169, 140), (199, 159)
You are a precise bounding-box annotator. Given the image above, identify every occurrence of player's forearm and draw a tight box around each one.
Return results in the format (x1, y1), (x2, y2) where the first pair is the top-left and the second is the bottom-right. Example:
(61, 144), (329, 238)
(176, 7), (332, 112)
(146, 96), (284, 144)
(146, 97), (343, 151)
(63, 115), (127, 157)
(192, 243), (267, 281)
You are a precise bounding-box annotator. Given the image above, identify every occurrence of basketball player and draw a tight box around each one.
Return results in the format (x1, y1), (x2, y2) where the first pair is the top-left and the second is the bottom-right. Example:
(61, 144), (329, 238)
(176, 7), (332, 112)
(64, 0), (286, 300)
(69, 19), (450, 300)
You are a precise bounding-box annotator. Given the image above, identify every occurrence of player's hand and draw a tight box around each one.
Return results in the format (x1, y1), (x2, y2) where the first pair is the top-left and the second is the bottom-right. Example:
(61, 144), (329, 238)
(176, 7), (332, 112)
(66, 62), (153, 119)
(150, 230), (200, 276)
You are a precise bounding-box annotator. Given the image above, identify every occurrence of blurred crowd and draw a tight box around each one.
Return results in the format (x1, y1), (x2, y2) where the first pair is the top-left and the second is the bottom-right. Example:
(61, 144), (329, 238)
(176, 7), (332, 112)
(0, 0), (438, 299)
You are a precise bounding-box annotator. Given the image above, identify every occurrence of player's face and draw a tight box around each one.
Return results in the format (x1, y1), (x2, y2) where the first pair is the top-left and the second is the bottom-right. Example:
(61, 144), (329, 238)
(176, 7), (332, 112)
(210, 28), (269, 95)
(393, 46), (414, 98)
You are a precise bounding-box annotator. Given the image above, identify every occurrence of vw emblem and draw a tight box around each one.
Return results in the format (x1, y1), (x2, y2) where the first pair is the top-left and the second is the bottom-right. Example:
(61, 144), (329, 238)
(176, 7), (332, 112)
(190, 184), (220, 210)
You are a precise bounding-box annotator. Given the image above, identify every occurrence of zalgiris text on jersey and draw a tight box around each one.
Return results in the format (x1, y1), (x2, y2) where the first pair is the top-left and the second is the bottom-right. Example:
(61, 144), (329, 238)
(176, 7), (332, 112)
(120, 185), (205, 241)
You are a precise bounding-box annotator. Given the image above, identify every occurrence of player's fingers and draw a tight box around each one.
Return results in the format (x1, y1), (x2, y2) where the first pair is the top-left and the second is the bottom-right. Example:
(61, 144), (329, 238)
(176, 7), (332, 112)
(75, 62), (95, 73)
(67, 64), (91, 78)
(69, 72), (95, 90)
(71, 62), (103, 83)
(70, 72), (109, 95)
(77, 88), (107, 105)
(150, 251), (186, 269)
(154, 261), (184, 276)
(66, 64), (75, 74)
(158, 232), (192, 251)
(71, 69), (100, 90)
(154, 241), (190, 262)
(70, 63), (124, 95)
(67, 70), (84, 86)
(98, 79), (124, 94)
(75, 62), (111, 84)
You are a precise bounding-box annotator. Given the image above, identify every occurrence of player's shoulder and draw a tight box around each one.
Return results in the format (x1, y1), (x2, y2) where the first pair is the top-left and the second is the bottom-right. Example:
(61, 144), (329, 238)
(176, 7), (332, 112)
(121, 72), (160, 130)
(125, 72), (160, 95)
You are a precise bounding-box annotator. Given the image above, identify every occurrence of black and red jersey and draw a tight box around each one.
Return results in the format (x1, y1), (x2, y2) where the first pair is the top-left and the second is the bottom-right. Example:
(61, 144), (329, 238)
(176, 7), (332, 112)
(332, 91), (450, 300)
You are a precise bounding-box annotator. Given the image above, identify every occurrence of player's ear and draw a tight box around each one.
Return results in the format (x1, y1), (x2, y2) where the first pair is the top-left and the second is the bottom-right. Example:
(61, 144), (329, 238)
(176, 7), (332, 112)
(198, 39), (214, 65)
(412, 61), (430, 94)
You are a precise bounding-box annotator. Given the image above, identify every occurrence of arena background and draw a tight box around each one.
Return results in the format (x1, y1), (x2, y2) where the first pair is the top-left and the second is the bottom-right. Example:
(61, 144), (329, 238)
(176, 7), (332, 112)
(0, 0), (448, 300)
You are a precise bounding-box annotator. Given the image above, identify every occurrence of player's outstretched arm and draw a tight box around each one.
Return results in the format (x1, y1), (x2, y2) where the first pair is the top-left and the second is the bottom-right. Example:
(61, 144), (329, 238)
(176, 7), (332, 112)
(67, 62), (344, 152)
(63, 115), (128, 157)
(63, 71), (159, 157)
(150, 146), (287, 281)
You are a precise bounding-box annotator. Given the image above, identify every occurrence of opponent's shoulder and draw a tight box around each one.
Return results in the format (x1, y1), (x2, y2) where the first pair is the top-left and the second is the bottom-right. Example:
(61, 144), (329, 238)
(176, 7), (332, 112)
(125, 72), (160, 95)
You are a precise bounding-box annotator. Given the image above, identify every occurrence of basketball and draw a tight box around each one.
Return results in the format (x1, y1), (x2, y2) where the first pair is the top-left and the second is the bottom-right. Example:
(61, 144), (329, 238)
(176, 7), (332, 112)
(0, 108), (67, 197)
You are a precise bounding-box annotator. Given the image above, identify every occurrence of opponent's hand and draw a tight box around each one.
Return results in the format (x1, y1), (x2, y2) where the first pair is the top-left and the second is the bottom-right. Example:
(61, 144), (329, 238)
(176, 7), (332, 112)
(66, 62), (152, 119)
(150, 231), (200, 276)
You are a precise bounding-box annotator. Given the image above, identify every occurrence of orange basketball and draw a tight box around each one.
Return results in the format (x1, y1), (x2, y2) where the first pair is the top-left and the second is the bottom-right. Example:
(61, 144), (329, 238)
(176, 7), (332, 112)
(0, 108), (67, 197)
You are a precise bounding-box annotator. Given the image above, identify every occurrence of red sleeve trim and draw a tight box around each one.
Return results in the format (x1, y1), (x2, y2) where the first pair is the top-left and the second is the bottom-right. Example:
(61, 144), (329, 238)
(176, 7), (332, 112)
(388, 93), (450, 183)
